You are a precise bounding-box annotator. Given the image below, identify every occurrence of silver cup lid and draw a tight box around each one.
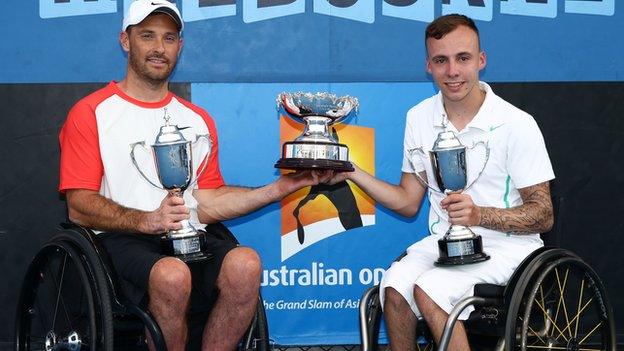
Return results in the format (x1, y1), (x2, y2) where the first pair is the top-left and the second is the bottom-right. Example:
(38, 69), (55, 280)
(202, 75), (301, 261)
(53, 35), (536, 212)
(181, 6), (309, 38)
(432, 131), (463, 150)
(154, 108), (187, 145)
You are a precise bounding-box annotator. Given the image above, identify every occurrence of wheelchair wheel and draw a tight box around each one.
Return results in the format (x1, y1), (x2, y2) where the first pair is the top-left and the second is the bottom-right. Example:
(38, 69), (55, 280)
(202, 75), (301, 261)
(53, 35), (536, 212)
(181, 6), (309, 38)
(360, 285), (382, 351)
(240, 296), (270, 351)
(359, 285), (434, 351)
(16, 237), (114, 350)
(506, 256), (615, 351)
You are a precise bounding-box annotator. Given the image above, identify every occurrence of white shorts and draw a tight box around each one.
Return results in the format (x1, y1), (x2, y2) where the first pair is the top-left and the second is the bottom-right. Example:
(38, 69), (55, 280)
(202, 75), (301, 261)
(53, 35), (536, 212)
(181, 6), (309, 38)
(379, 233), (542, 320)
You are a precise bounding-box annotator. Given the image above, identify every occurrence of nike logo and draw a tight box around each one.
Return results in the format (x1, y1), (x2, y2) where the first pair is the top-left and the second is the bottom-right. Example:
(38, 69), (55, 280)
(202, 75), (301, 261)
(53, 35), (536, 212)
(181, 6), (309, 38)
(489, 123), (504, 132)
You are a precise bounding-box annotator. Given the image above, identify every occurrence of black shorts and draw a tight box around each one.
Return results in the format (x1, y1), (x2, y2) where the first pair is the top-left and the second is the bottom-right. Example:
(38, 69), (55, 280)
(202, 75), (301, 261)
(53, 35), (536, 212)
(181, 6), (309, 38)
(98, 227), (237, 313)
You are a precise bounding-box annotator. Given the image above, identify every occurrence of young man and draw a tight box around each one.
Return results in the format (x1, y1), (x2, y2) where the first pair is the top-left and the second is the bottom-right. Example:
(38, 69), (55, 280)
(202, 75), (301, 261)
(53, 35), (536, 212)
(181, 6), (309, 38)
(329, 14), (554, 350)
(58, 1), (330, 350)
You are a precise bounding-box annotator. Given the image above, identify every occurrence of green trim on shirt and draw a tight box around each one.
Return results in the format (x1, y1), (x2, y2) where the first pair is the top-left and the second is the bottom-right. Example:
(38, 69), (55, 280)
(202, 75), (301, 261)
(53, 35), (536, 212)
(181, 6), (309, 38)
(504, 175), (511, 208)
(430, 213), (441, 234)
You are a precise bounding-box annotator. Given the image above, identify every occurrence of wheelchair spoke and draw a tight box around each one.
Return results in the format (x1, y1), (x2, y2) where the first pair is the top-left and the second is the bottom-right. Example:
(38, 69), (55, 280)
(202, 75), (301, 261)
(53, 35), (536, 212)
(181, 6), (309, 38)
(50, 251), (68, 331)
(520, 315), (548, 345)
(509, 254), (614, 351)
(574, 279), (585, 338)
(524, 320), (547, 345)
(533, 298), (569, 343)
(538, 286), (547, 334)
(24, 244), (98, 351)
(554, 267), (573, 339)
(554, 297), (593, 342)
(577, 321), (602, 346)
(525, 346), (567, 349)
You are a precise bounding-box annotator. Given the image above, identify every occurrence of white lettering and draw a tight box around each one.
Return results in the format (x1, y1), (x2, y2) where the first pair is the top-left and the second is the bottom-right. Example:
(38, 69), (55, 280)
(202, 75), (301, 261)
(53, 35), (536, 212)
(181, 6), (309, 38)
(261, 262), (354, 287)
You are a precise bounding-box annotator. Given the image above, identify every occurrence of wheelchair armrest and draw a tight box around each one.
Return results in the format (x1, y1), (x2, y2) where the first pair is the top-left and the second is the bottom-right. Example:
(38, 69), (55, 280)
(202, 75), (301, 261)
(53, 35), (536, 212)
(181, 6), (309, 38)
(473, 283), (505, 300)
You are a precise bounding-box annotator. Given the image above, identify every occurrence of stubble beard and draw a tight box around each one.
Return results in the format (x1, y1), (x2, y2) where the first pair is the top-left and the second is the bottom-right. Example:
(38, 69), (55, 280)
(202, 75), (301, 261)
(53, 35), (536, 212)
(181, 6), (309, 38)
(128, 49), (175, 88)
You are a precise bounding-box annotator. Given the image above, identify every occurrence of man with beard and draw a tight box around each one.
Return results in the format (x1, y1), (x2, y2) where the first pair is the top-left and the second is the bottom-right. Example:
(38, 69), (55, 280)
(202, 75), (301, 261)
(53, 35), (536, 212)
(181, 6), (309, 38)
(58, 1), (330, 350)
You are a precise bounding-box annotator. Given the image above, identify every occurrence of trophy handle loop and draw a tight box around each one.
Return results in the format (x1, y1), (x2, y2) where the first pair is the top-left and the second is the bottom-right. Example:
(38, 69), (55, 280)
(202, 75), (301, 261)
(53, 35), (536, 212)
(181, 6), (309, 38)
(408, 147), (441, 193)
(130, 141), (164, 189)
(463, 140), (490, 192)
(186, 134), (213, 189)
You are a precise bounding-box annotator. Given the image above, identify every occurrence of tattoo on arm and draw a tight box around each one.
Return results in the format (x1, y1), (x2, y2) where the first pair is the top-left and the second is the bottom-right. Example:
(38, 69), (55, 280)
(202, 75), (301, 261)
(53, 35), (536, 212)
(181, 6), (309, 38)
(479, 181), (554, 234)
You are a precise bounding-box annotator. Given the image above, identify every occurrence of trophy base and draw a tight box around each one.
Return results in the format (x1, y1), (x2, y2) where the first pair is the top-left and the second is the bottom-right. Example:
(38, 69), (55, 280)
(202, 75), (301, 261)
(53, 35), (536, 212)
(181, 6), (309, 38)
(276, 141), (353, 171)
(275, 158), (354, 172)
(161, 231), (213, 263)
(435, 234), (490, 266)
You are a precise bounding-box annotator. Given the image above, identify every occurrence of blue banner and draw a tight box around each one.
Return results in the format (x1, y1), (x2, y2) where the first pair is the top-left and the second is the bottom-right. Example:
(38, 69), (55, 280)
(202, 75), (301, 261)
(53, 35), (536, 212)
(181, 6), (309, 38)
(191, 82), (434, 343)
(2, 0), (622, 345)
(0, 0), (621, 83)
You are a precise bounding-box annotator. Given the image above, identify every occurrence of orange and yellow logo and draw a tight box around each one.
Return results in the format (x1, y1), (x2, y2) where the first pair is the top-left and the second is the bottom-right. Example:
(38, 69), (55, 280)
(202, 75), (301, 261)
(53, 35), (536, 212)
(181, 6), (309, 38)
(279, 116), (375, 261)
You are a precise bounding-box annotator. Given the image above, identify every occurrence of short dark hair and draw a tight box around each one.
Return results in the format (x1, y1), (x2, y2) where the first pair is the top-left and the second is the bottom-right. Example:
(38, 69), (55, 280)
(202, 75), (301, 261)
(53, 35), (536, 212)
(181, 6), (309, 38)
(425, 13), (480, 46)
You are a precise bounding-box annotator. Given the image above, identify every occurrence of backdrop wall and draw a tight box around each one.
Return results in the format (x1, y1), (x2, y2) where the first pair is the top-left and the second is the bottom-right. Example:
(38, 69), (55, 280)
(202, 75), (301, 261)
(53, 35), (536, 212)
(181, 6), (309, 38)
(0, 0), (622, 347)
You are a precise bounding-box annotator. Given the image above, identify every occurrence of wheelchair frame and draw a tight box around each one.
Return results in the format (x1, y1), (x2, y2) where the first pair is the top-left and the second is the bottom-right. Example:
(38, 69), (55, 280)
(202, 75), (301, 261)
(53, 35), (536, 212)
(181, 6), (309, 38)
(359, 196), (617, 351)
(359, 247), (616, 351)
(15, 223), (271, 351)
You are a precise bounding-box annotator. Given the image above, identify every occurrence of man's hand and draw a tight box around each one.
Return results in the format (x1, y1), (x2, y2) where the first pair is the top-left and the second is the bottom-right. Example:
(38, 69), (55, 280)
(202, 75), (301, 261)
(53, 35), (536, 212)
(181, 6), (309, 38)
(141, 193), (190, 234)
(440, 193), (481, 227)
(324, 169), (351, 186)
(275, 169), (335, 196)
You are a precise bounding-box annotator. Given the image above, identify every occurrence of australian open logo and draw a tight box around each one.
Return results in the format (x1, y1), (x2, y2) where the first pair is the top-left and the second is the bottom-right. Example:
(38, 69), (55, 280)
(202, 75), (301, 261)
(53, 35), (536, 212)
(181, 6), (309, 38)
(278, 115), (375, 261)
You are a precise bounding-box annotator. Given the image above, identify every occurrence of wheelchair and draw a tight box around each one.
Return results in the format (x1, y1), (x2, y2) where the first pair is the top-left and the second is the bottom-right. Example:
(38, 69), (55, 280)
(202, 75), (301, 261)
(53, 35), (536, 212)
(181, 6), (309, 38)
(15, 222), (271, 351)
(359, 198), (616, 351)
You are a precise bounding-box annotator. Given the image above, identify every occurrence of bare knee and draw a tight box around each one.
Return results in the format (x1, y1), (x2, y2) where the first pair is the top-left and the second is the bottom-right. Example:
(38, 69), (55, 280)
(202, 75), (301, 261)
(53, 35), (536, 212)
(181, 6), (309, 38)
(217, 247), (261, 299)
(149, 257), (192, 305)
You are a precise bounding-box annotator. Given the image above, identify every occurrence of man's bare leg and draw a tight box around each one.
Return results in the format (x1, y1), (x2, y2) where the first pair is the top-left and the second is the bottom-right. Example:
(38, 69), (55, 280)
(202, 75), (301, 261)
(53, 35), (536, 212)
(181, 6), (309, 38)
(383, 287), (417, 351)
(202, 247), (262, 351)
(414, 285), (470, 351)
(147, 257), (193, 351)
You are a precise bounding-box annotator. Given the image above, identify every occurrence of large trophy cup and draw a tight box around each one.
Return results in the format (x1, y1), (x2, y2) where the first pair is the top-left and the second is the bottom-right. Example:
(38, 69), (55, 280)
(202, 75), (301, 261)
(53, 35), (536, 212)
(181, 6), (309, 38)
(410, 116), (491, 266)
(130, 109), (212, 263)
(275, 92), (358, 171)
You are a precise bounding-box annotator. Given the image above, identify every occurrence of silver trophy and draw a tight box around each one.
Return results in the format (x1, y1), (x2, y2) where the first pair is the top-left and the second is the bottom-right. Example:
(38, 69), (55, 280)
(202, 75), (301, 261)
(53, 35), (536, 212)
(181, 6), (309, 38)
(410, 115), (490, 266)
(275, 92), (358, 172)
(130, 108), (212, 263)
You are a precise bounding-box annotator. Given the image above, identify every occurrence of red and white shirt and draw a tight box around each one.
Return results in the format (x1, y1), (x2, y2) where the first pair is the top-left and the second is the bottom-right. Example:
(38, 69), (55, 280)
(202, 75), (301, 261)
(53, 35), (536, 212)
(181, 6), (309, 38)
(59, 81), (225, 229)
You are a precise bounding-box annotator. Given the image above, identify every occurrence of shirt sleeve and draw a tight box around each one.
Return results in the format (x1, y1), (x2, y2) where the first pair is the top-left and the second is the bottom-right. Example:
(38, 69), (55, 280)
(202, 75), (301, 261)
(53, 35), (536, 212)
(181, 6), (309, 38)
(195, 112), (226, 189)
(58, 100), (104, 193)
(402, 109), (425, 173)
(506, 115), (555, 189)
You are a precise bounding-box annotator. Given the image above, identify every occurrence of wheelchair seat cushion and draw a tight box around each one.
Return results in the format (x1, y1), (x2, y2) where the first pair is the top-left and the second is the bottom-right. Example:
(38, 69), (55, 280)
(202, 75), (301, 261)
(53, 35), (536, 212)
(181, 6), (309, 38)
(98, 230), (236, 312)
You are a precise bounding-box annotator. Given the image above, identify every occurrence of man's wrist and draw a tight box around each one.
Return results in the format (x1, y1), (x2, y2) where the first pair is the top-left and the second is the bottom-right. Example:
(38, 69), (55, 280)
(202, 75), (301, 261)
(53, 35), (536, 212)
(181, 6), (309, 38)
(133, 210), (152, 234)
(267, 179), (287, 202)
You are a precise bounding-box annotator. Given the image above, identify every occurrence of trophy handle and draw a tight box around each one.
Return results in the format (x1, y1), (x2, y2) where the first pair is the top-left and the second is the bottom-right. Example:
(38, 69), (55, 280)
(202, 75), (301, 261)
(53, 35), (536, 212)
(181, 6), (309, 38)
(408, 147), (441, 193)
(130, 141), (163, 189)
(463, 140), (490, 192)
(186, 134), (213, 189)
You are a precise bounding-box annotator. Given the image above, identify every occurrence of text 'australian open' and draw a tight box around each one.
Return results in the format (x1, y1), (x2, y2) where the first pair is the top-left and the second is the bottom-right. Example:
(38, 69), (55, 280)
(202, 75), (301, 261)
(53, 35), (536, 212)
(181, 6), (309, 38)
(261, 262), (385, 287)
